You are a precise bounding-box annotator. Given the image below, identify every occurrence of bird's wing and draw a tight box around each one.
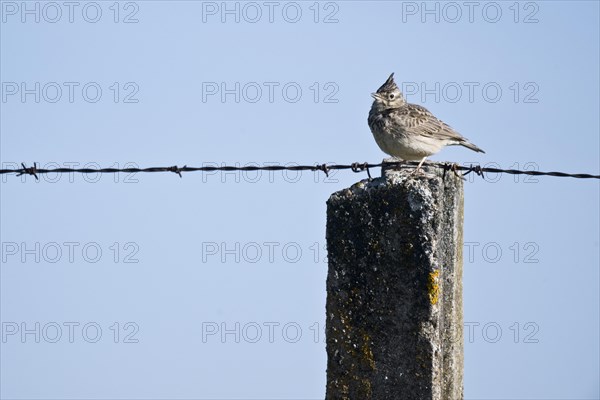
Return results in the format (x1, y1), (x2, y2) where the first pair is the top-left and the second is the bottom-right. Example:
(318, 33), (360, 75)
(390, 104), (466, 142)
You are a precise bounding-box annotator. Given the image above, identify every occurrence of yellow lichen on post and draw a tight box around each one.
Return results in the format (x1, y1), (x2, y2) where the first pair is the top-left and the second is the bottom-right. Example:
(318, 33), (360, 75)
(362, 333), (376, 370)
(428, 270), (440, 305)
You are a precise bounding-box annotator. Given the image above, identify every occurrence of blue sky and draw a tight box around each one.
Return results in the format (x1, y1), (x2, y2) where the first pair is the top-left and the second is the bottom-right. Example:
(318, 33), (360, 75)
(1, 1), (599, 399)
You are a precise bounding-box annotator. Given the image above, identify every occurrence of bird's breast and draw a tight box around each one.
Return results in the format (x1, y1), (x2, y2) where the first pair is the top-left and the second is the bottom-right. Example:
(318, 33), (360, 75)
(368, 111), (444, 160)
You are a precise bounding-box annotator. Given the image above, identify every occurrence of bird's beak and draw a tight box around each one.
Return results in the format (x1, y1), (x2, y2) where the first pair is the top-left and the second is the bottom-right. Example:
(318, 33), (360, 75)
(371, 92), (380, 100)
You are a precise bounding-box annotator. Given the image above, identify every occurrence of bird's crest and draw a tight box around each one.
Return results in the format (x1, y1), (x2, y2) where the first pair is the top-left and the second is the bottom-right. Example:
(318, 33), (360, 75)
(376, 73), (398, 93)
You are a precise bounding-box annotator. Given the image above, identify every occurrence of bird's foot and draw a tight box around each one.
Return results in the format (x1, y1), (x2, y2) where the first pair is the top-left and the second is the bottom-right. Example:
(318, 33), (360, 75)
(409, 168), (435, 179)
(409, 158), (436, 179)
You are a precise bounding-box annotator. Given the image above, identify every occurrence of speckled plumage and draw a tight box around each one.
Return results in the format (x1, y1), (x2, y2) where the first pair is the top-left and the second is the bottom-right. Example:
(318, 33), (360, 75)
(368, 73), (484, 166)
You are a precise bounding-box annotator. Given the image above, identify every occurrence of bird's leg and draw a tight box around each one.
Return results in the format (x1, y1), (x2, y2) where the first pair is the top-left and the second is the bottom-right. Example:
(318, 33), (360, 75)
(411, 156), (428, 175)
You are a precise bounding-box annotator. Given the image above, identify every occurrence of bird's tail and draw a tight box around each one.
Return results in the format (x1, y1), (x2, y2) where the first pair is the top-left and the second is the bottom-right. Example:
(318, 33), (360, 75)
(460, 140), (485, 154)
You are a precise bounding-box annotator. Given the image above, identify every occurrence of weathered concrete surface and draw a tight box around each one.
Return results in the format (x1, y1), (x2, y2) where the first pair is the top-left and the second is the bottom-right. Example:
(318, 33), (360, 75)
(325, 160), (464, 400)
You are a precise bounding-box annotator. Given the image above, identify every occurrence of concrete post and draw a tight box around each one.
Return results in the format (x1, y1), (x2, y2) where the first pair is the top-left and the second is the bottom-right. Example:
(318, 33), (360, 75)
(325, 160), (464, 400)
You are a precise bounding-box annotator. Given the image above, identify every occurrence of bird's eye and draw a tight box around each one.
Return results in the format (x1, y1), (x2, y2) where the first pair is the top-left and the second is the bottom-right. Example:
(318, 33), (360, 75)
(389, 94), (395, 99)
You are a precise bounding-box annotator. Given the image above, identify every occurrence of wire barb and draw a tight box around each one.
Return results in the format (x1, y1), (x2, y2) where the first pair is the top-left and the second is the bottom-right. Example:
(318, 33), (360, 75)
(442, 162), (465, 181)
(168, 165), (185, 178)
(351, 162), (373, 180)
(16, 162), (39, 180)
(315, 163), (329, 177)
(462, 164), (485, 180)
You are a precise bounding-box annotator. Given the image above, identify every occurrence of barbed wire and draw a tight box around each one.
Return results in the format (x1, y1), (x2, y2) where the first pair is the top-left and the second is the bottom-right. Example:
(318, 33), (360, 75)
(1, 161), (599, 181)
